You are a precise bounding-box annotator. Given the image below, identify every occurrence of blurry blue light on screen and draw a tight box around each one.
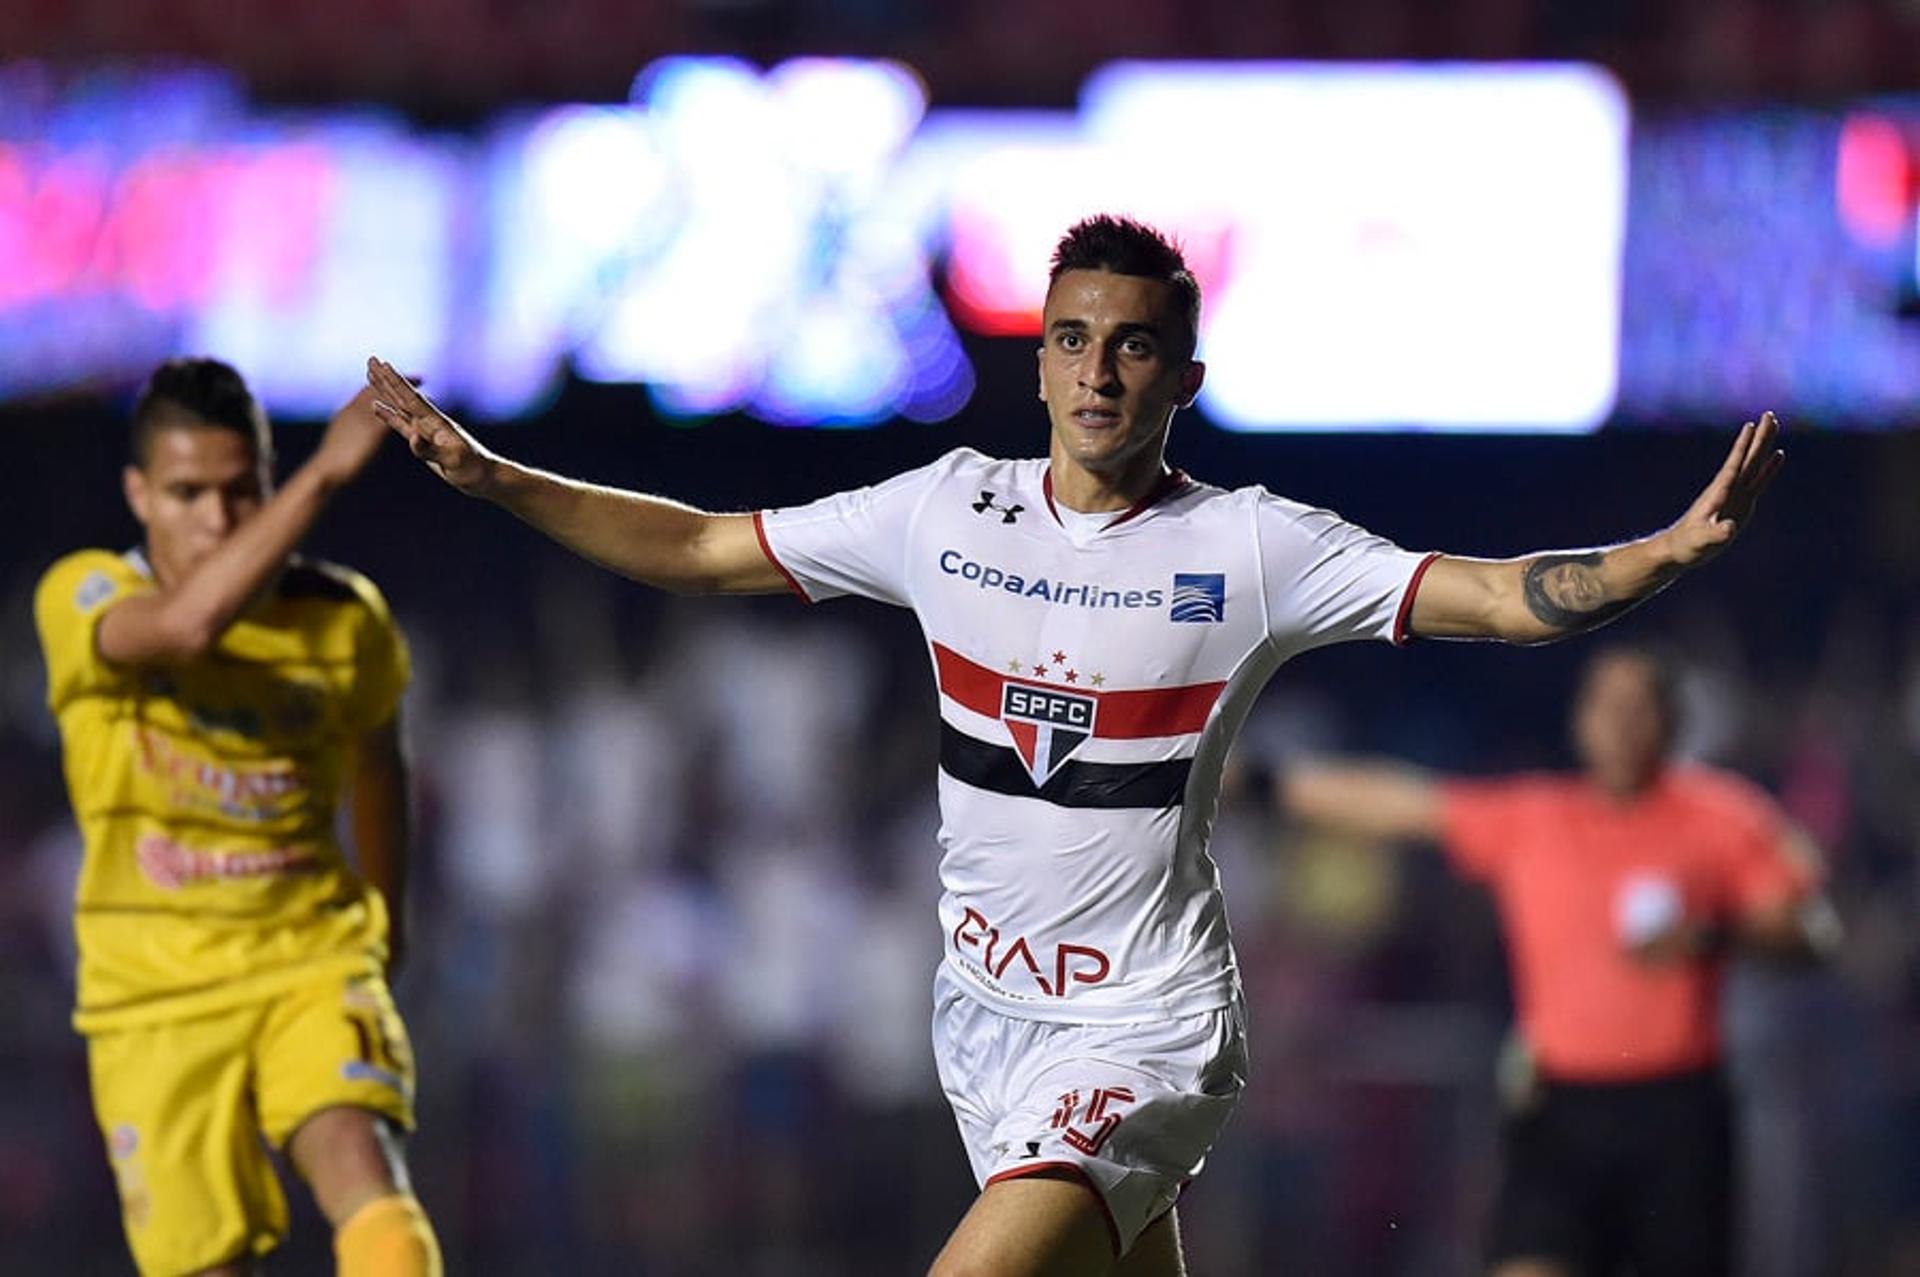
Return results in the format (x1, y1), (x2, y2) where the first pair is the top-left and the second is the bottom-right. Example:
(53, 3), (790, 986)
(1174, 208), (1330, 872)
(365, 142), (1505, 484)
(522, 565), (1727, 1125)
(9, 57), (1918, 432)
(1616, 107), (1920, 429)
(188, 119), (458, 418)
(0, 67), (460, 417)
(493, 55), (966, 427)
(467, 105), (671, 417)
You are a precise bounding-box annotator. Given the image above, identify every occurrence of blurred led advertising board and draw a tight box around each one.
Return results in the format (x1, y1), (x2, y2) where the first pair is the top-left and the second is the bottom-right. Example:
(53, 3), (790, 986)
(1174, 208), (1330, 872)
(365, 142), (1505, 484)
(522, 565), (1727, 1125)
(1, 58), (1917, 430)
(1617, 105), (1920, 430)
(942, 62), (1630, 432)
(477, 58), (974, 426)
(0, 63), (458, 419)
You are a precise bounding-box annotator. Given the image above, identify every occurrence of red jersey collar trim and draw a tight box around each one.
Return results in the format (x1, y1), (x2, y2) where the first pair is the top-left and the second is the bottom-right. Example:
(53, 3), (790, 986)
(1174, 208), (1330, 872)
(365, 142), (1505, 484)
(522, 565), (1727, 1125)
(1042, 467), (1191, 532)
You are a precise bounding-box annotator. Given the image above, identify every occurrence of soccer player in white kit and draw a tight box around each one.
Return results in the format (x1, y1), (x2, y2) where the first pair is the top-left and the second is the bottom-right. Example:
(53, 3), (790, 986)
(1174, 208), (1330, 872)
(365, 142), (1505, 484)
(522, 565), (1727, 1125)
(366, 216), (1782, 1277)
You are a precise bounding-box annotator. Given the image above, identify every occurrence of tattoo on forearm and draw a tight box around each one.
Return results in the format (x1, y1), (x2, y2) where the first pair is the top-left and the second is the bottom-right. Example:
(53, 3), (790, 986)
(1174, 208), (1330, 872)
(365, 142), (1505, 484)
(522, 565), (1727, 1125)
(1521, 552), (1631, 632)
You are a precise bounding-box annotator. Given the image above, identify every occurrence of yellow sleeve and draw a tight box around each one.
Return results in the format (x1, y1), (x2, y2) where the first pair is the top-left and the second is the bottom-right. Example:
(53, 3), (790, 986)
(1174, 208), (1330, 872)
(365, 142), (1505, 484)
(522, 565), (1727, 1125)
(33, 550), (151, 713)
(345, 573), (412, 731)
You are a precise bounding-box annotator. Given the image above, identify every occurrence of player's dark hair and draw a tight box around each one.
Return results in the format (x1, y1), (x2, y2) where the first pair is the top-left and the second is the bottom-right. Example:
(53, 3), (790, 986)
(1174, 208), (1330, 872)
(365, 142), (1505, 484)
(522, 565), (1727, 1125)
(129, 357), (272, 468)
(1049, 215), (1202, 356)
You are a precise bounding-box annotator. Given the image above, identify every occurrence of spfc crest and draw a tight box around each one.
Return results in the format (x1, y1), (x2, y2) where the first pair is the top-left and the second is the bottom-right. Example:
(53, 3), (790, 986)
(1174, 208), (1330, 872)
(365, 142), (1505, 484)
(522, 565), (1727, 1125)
(1001, 683), (1096, 786)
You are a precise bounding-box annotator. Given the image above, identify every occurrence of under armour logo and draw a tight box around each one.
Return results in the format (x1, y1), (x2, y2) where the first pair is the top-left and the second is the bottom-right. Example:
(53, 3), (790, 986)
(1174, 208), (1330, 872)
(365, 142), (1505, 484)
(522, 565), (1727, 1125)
(972, 491), (1022, 523)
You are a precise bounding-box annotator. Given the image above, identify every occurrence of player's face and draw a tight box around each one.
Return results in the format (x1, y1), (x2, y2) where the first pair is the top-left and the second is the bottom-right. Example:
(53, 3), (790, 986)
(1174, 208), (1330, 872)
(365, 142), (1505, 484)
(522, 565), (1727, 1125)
(1037, 270), (1204, 491)
(1573, 654), (1673, 795)
(123, 423), (270, 587)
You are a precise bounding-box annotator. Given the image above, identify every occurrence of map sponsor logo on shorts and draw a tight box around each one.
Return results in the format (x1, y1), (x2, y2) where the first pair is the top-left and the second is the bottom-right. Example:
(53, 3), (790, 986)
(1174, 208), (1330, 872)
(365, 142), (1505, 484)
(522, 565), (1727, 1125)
(1170, 573), (1226, 623)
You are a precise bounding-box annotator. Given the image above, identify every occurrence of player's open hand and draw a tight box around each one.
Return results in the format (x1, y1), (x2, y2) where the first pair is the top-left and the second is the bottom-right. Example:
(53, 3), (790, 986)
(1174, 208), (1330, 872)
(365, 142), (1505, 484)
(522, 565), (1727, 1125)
(1660, 411), (1783, 567)
(366, 356), (496, 496)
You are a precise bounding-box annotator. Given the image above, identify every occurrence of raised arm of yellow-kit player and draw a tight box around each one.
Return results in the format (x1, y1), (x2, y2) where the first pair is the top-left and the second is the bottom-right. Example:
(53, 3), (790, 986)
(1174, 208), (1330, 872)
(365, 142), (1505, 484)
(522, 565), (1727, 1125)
(366, 357), (787, 595)
(1405, 413), (1782, 643)
(98, 386), (394, 664)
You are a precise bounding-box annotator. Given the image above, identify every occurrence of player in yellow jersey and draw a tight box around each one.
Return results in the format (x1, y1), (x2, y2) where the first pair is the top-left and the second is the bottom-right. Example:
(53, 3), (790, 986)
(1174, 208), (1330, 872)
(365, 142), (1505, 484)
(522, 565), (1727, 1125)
(33, 358), (442, 1277)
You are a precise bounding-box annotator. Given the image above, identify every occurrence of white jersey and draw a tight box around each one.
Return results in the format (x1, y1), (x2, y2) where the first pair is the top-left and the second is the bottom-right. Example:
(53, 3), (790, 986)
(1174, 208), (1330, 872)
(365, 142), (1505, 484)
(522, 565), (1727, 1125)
(758, 449), (1433, 1024)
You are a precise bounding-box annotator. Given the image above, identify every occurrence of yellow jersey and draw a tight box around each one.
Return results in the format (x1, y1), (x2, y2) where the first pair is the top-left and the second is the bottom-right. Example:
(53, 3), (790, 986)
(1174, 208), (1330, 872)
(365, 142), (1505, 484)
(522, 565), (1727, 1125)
(34, 548), (411, 1034)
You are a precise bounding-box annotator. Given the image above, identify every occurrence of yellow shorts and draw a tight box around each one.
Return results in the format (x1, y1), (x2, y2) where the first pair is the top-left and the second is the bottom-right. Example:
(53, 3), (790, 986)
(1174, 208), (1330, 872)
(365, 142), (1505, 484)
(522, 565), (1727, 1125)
(86, 970), (416, 1277)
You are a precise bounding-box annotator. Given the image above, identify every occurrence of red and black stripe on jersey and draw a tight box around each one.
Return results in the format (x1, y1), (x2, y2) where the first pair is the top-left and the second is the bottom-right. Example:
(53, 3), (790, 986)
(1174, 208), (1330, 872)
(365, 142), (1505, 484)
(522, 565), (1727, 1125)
(932, 642), (1224, 809)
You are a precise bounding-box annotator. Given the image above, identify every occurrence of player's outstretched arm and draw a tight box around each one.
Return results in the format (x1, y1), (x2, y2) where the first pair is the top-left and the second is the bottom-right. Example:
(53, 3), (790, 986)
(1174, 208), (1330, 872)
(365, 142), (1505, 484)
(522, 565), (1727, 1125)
(367, 357), (786, 596)
(1407, 412), (1784, 644)
(1278, 763), (1445, 844)
(98, 386), (392, 665)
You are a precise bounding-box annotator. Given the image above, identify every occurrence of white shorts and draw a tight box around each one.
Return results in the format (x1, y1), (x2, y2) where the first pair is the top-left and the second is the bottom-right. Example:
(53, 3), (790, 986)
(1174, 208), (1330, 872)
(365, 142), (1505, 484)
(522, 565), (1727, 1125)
(931, 964), (1248, 1256)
